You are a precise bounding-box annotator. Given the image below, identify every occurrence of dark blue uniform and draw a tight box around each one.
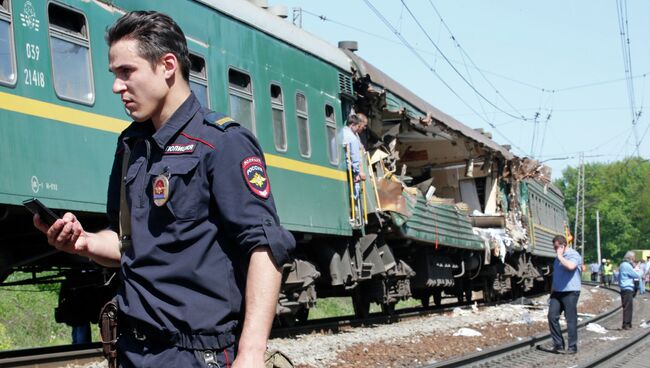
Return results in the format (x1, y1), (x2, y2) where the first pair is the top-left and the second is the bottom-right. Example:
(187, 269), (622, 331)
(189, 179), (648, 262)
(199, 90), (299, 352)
(106, 94), (295, 367)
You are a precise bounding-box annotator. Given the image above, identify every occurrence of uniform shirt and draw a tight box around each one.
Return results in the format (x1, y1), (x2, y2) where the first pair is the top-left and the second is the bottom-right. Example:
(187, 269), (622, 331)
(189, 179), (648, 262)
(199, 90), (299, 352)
(619, 261), (638, 291)
(552, 248), (583, 292)
(341, 125), (361, 175)
(603, 263), (613, 275)
(106, 93), (295, 348)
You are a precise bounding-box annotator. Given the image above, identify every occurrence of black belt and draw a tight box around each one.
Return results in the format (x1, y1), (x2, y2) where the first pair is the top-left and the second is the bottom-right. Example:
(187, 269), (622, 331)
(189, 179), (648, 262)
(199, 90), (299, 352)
(119, 315), (237, 350)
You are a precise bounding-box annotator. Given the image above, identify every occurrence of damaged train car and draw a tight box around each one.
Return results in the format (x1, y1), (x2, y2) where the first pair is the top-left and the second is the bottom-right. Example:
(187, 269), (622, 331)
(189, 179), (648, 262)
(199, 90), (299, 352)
(282, 47), (569, 319)
(0, 0), (568, 328)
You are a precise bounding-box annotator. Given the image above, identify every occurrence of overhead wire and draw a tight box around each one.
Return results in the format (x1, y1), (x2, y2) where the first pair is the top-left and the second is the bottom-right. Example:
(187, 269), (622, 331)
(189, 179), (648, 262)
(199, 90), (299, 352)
(616, 0), (641, 156)
(398, 0), (530, 123)
(300, 8), (650, 95)
(426, 0), (527, 120)
(361, 0), (528, 154)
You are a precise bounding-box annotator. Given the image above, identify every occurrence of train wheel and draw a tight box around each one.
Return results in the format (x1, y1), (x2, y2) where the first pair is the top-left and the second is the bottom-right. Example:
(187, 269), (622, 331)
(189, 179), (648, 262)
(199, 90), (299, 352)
(433, 290), (442, 307)
(296, 307), (309, 324)
(352, 290), (371, 319)
(420, 295), (430, 308)
(483, 279), (495, 303)
(381, 302), (396, 317)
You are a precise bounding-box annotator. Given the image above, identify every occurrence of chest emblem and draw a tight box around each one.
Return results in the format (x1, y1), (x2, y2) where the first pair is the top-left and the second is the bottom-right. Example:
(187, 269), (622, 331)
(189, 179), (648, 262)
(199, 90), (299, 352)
(241, 156), (270, 199)
(152, 175), (170, 206)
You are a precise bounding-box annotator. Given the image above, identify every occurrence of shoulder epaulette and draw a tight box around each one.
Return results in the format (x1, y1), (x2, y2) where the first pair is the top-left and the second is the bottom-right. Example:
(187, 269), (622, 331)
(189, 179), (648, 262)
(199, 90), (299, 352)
(204, 111), (240, 131)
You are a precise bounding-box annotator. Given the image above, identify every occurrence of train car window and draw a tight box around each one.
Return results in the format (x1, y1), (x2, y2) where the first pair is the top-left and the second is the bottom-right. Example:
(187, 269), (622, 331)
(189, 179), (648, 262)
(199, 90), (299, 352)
(296, 92), (311, 158)
(324, 104), (338, 164)
(228, 68), (255, 133)
(189, 53), (209, 107)
(270, 84), (287, 151)
(0, 0), (16, 86)
(48, 3), (94, 104)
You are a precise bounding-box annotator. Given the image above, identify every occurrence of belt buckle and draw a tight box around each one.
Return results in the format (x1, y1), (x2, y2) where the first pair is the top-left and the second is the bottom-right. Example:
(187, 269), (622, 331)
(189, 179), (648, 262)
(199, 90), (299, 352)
(132, 328), (146, 341)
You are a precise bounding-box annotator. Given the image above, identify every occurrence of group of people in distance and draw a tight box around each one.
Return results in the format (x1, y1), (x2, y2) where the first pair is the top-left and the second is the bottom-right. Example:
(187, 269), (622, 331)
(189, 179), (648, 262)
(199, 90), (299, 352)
(590, 256), (649, 292)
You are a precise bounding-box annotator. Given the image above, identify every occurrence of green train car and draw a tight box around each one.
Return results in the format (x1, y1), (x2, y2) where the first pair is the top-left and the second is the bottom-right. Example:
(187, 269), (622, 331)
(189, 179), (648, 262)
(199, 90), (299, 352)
(0, 0), (569, 325)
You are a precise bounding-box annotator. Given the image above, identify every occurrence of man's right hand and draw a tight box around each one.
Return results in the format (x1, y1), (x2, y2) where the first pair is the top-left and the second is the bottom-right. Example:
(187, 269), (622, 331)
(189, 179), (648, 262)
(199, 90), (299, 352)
(33, 212), (89, 256)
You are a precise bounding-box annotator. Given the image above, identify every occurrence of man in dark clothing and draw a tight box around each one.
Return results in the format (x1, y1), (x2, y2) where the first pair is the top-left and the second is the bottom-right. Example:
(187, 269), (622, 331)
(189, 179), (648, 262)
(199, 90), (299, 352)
(33, 11), (295, 367)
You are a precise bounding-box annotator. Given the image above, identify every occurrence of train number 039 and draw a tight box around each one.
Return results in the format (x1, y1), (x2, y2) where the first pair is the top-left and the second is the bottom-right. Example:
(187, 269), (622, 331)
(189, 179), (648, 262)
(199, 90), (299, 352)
(25, 43), (40, 61)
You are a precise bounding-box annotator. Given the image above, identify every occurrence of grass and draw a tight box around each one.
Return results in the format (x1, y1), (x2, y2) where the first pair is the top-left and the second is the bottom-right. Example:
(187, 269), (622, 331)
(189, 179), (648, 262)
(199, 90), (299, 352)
(308, 296), (423, 320)
(0, 272), (100, 350)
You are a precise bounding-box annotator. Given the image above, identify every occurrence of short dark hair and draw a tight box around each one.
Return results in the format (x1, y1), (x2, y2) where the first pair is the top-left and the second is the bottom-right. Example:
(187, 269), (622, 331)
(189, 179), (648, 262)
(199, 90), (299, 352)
(347, 114), (360, 127)
(106, 11), (191, 81)
(552, 235), (567, 246)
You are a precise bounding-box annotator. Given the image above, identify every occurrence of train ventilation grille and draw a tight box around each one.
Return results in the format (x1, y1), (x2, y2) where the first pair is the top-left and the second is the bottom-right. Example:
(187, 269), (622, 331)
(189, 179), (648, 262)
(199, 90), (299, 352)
(338, 73), (353, 96)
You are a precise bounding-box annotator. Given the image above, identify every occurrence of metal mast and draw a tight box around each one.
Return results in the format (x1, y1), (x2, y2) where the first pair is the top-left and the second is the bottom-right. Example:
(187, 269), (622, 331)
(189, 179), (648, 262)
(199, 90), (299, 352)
(573, 153), (586, 258)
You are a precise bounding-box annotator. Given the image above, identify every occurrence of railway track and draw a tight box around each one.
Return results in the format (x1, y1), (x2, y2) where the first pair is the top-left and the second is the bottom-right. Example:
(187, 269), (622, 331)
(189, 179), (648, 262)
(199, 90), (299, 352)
(425, 284), (650, 368)
(0, 290), (535, 367)
(0, 343), (103, 368)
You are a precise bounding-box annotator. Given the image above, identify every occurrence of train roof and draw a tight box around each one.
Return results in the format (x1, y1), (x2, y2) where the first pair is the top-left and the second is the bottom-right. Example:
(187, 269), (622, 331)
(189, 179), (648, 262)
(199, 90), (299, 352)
(195, 0), (351, 71)
(199, 0), (514, 161)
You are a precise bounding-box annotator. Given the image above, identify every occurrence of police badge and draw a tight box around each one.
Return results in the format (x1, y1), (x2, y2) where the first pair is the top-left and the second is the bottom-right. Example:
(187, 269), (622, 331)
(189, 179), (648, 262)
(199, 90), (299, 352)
(152, 175), (170, 206)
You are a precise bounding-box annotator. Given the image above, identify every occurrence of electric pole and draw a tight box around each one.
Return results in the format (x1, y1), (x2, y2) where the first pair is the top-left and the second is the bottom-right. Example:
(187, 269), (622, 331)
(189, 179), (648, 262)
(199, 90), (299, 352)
(596, 210), (601, 282)
(573, 153), (586, 258)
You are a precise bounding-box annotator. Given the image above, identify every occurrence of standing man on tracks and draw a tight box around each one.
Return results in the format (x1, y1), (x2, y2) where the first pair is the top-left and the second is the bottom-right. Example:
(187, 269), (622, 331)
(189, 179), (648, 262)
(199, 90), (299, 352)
(541, 235), (582, 355)
(619, 251), (637, 330)
(33, 11), (295, 367)
(589, 260), (600, 282)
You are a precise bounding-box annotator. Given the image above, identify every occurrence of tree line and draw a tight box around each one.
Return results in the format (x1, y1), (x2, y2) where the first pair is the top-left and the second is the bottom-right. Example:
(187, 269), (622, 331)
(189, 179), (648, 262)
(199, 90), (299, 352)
(553, 157), (650, 263)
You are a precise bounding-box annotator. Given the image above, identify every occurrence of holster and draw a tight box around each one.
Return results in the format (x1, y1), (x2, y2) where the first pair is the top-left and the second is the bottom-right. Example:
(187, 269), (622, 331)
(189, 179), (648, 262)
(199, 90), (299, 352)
(99, 299), (119, 368)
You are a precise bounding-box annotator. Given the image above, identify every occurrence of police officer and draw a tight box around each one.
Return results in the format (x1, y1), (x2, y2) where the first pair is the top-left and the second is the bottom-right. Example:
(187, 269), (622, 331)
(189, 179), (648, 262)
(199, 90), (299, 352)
(33, 11), (295, 367)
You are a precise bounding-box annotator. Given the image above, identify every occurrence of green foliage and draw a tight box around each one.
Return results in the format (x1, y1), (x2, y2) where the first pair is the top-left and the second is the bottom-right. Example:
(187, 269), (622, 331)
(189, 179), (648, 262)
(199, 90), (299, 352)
(307, 297), (423, 320)
(0, 324), (12, 350)
(0, 273), (70, 349)
(554, 157), (650, 263)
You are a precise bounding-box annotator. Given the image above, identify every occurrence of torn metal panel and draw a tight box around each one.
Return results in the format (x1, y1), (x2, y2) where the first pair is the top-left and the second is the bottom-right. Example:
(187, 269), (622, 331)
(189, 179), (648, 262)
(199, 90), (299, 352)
(376, 178), (410, 217)
(390, 193), (485, 250)
(344, 49), (513, 161)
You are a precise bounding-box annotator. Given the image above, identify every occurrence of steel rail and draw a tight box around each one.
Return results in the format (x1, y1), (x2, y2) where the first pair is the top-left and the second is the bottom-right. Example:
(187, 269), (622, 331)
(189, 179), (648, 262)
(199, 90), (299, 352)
(424, 283), (622, 368)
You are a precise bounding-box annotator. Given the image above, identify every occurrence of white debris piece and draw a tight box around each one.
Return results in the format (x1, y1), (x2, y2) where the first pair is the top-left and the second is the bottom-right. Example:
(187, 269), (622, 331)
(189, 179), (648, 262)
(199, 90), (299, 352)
(639, 321), (650, 328)
(586, 323), (607, 334)
(453, 307), (469, 316)
(453, 328), (482, 337)
(599, 336), (622, 341)
(471, 302), (479, 313)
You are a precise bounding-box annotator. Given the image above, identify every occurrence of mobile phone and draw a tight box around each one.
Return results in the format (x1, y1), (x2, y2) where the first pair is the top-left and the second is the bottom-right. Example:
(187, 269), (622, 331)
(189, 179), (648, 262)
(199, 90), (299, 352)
(22, 198), (60, 226)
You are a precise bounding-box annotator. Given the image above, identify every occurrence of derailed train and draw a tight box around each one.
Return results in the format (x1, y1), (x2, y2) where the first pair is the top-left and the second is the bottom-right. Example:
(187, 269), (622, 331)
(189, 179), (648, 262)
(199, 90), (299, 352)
(0, 0), (568, 326)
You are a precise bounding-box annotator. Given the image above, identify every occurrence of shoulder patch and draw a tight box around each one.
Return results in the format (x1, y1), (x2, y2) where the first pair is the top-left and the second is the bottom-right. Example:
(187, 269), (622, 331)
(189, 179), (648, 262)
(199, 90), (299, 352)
(241, 156), (270, 199)
(205, 111), (240, 131)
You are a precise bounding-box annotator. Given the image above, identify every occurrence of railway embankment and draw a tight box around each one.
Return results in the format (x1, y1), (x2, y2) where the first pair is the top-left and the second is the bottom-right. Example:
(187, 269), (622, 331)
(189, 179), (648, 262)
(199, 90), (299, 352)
(269, 285), (616, 368)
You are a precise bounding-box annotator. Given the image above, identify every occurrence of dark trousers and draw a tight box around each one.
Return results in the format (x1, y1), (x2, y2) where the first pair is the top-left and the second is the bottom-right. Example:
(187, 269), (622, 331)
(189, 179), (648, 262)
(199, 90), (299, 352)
(117, 333), (236, 368)
(621, 289), (634, 329)
(590, 272), (598, 282)
(548, 291), (580, 351)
